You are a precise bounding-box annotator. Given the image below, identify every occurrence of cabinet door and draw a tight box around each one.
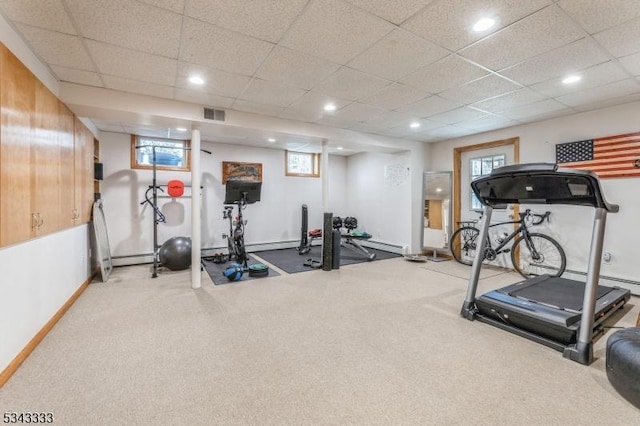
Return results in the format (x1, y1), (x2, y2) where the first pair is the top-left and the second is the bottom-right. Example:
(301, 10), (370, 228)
(74, 117), (93, 224)
(32, 80), (62, 235)
(0, 46), (35, 246)
(58, 101), (75, 226)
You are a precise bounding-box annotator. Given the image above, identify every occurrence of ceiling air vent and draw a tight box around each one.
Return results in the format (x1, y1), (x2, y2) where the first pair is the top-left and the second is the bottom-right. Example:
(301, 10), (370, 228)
(203, 107), (225, 121)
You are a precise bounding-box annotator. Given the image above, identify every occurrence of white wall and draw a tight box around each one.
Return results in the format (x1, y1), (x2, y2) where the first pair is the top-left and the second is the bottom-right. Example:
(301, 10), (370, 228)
(345, 152), (413, 251)
(0, 226), (90, 374)
(99, 131), (348, 262)
(429, 101), (640, 291)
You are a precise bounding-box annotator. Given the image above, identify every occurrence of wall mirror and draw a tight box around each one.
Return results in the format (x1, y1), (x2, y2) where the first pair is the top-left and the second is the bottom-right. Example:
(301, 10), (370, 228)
(422, 171), (452, 261)
(92, 200), (113, 282)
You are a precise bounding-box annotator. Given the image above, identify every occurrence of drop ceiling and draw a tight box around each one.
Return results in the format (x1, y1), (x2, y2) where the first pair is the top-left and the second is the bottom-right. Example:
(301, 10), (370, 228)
(1, 0), (640, 152)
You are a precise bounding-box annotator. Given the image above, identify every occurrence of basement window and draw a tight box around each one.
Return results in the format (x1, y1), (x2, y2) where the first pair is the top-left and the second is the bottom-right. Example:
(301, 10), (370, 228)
(285, 150), (320, 177)
(131, 135), (190, 171)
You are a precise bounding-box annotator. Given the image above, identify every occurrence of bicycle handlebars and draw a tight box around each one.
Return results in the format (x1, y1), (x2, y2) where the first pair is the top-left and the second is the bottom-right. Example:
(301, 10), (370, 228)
(520, 209), (551, 225)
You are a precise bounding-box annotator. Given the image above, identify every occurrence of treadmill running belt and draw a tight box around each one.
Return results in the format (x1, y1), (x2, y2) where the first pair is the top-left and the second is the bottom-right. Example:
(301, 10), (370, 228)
(507, 277), (614, 311)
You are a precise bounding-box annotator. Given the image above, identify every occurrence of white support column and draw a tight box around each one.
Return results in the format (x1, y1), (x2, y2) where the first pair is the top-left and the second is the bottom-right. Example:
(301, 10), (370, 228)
(191, 128), (202, 289)
(322, 139), (329, 212)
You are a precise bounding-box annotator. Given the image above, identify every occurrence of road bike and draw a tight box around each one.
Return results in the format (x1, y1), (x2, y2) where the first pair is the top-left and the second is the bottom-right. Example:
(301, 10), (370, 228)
(449, 209), (566, 278)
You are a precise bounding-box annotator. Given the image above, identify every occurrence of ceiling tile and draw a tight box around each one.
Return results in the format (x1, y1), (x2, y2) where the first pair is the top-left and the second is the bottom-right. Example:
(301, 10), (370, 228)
(278, 0), (394, 64)
(428, 106), (487, 124)
(571, 92), (640, 112)
(460, 5), (585, 70)
(593, 17), (640, 58)
(231, 99), (285, 117)
(137, 0), (186, 14)
(345, 0), (434, 25)
(530, 61), (629, 97)
(314, 115), (358, 129)
(619, 51), (640, 76)
(93, 121), (126, 133)
(50, 65), (103, 87)
(360, 83), (430, 110)
(500, 98), (569, 120)
(174, 88), (234, 108)
(558, 0), (640, 34)
(419, 125), (474, 140)
(102, 75), (174, 99)
(458, 115), (520, 131)
(347, 28), (448, 81)
(362, 110), (416, 129)
(180, 18), (274, 76)
(0, 0), (76, 34)
(176, 62), (250, 98)
(400, 55), (489, 93)
(499, 37), (609, 85)
(311, 67), (390, 101)
(555, 79), (640, 107)
(279, 91), (351, 122)
(186, 0), (307, 43)
(395, 95), (462, 117)
(255, 47), (340, 90)
(15, 24), (94, 70)
(402, 0), (553, 51)
(471, 88), (546, 113)
(439, 74), (522, 104)
(334, 102), (387, 122)
(65, 0), (182, 58)
(239, 79), (306, 108)
(86, 40), (177, 86)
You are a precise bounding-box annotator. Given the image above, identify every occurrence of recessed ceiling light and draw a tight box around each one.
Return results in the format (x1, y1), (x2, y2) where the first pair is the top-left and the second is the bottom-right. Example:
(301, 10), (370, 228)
(188, 75), (204, 85)
(410, 122), (421, 128)
(473, 17), (496, 32)
(176, 127), (187, 132)
(436, 188), (442, 192)
(562, 75), (581, 84)
(323, 103), (336, 111)
(337, 146), (344, 150)
(267, 138), (276, 143)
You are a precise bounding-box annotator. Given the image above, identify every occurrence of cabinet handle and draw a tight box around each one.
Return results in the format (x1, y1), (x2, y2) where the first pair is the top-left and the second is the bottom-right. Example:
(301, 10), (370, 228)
(72, 208), (79, 221)
(31, 213), (38, 229)
(37, 212), (44, 228)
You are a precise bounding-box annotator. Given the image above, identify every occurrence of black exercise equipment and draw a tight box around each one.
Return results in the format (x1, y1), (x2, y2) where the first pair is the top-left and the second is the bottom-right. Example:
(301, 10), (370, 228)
(223, 180), (261, 268)
(248, 263), (269, 277)
(606, 327), (640, 408)
(461, 163), (630, 365)
(298, 204), (311, 254)
(336, 216), (376, 261)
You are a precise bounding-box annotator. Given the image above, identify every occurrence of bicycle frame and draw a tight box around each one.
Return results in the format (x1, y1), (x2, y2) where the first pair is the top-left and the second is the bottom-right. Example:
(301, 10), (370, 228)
(474, 211), (546, 259)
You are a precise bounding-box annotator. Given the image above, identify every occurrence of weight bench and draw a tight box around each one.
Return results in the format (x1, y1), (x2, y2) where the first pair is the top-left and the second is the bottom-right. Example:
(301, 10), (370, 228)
(341, 232), (376, 261)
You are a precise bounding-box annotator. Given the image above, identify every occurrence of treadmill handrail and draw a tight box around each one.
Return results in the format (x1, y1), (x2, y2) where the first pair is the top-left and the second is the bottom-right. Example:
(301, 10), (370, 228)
(471, 163), (619, 212)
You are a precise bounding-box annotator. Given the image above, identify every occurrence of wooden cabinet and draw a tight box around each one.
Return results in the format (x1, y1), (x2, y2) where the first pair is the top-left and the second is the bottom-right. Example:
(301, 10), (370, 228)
(74, 117), (94, 224)
(1, 45), (35, 246)
(0, 43), (96, 247)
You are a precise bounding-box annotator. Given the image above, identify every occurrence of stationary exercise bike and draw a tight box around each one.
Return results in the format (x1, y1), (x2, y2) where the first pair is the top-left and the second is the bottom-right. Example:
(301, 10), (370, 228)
(223, 203), (248, 267)
(223, 180), (262, 269)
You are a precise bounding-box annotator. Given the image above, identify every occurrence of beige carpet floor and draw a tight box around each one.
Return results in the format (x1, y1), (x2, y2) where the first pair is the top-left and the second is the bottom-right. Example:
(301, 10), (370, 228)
(1, 258), (638, 425)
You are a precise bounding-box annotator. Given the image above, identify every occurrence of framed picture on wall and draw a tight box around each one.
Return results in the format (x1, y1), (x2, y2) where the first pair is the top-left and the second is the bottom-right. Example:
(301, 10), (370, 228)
(222, 161), (263, 184)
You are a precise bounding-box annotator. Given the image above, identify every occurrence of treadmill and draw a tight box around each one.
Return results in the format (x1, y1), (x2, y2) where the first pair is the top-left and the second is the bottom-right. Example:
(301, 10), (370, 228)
(460, 163), (630, 365)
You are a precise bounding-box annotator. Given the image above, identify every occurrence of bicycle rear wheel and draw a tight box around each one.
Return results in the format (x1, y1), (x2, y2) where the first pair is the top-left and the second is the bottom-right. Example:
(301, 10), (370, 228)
(511, 233), (566, 278)
(450, 226), (480, 266)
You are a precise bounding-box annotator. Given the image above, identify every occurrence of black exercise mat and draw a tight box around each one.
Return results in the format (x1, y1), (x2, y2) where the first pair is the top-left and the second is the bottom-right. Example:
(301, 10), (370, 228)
(202, 255), (280, 285)
(252, 246), (401, 274)
(508, 277), (613, 311)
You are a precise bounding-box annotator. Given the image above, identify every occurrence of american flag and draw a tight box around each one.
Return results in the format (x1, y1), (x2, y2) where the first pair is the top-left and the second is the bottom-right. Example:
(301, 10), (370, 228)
(555, 132), (640, 178)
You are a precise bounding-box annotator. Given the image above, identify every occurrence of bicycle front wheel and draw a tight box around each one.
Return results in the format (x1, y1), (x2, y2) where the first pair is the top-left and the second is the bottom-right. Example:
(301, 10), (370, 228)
(511, 233), (566, 278)
(450, 226), (480, 266)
